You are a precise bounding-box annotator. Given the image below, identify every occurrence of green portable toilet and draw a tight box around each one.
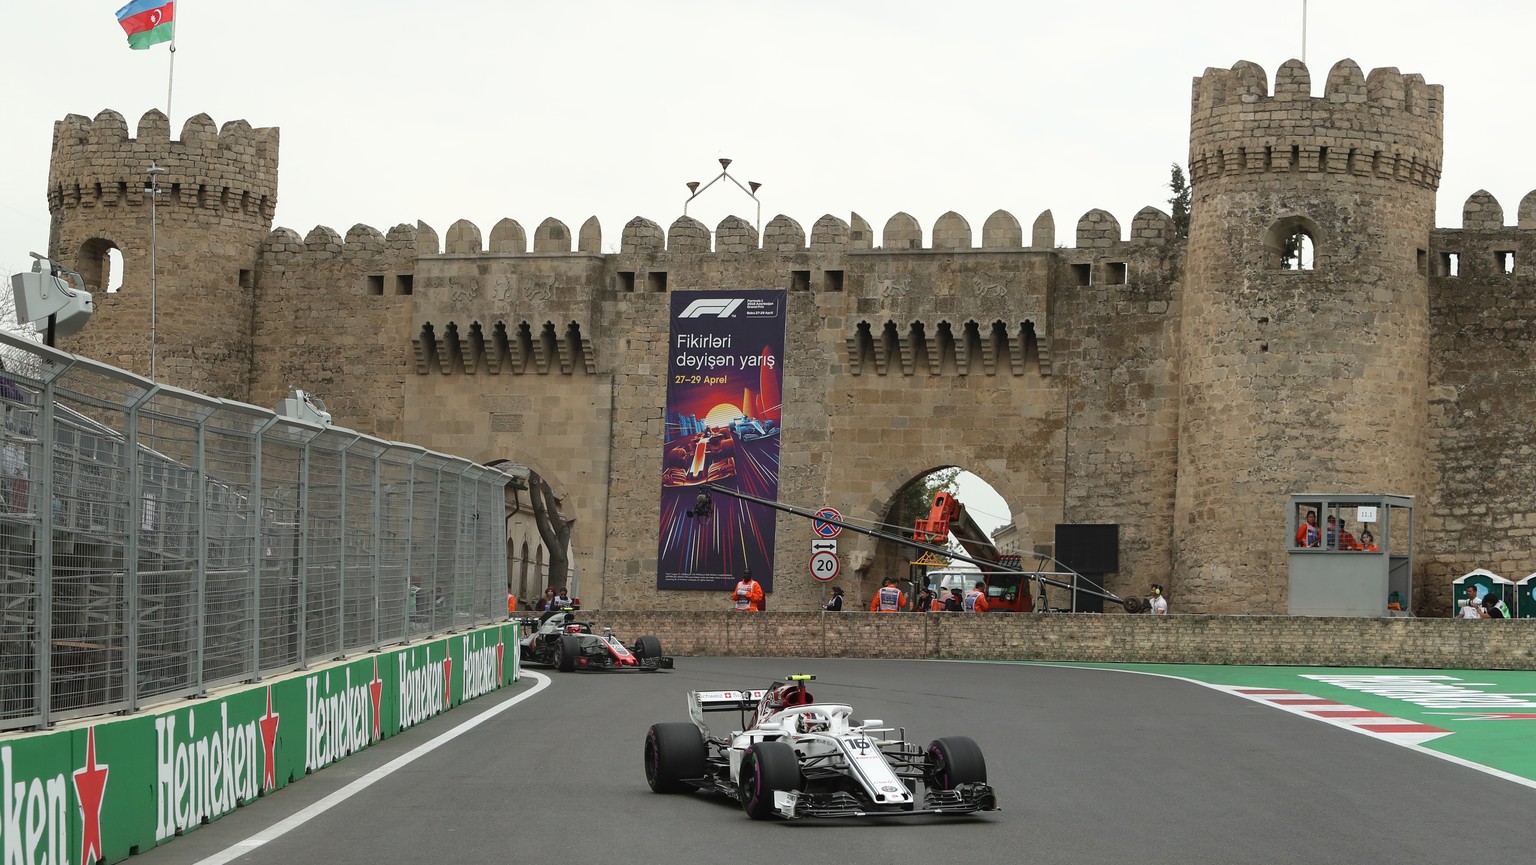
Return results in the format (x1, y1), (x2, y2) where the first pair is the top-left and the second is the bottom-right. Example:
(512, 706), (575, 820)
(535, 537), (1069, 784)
(1516, 572), (1536, 618)
(1452, 569), (1514, 618)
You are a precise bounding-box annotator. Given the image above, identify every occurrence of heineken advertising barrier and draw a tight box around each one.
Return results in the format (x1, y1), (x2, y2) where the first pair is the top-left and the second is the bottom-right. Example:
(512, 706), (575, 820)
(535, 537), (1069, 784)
(0, 622), (519, 865)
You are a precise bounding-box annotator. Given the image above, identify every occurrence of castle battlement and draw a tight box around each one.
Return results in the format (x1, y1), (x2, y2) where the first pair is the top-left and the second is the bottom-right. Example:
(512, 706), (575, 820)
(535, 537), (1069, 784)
(1445, 189), (1536, 231)
(262, 205), (1176, 261)
(47, 109), (278, 224)
(1189, 59), (1443, 191)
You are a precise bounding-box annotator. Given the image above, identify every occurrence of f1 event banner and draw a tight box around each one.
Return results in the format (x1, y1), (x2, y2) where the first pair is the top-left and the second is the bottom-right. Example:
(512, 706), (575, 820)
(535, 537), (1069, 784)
(658, 289), (786, 591)
(0, 623), (518, 865)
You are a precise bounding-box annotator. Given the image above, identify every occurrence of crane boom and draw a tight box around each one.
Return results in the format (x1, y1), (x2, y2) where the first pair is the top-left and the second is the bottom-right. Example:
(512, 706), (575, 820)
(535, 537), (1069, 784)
(700, 483), (1136, 610)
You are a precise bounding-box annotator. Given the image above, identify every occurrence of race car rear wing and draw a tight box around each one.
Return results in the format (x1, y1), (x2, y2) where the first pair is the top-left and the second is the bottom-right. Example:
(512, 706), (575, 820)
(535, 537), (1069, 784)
(692, 690), (766, 709)
(689, 689), (766, 729)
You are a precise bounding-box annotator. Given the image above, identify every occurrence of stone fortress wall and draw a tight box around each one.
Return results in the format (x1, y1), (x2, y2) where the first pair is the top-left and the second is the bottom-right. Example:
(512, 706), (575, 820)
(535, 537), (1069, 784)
(40, 58), (1536, 616)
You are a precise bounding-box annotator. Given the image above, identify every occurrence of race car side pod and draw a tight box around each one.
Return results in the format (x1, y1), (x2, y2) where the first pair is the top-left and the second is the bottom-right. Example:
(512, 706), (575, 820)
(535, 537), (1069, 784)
(698, 484), (1142, 613)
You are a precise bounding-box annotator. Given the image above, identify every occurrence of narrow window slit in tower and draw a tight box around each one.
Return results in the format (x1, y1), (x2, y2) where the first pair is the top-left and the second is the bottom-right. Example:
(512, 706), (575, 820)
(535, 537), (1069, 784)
(1497, 251), (1515, 275)
(1416, 249), (1427, 275)
(1318, 146), (1329, 172)
(1440, 252), (1459, 278)
(1291, 145), (1301, 171)
(1347, 149), (1358, 174)
(1264, 146), (1273, 171)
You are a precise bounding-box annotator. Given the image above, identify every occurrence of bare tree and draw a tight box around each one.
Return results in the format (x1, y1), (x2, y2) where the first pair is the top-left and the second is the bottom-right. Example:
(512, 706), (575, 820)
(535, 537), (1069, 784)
(529, 472), (572, 586)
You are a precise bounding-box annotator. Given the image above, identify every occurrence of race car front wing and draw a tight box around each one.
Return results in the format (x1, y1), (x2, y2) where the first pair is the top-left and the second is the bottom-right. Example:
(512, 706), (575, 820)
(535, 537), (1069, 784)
(773, 782), (998, 819)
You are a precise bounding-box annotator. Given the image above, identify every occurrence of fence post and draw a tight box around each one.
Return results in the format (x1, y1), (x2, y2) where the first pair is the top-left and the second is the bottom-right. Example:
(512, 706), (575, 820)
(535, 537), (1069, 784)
(123, 385), (157, 713)
(34, 373), (60, 728)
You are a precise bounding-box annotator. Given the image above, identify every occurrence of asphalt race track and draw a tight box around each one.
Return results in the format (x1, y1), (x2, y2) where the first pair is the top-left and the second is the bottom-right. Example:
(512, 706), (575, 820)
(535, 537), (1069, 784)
(135, 658), (1536, 865)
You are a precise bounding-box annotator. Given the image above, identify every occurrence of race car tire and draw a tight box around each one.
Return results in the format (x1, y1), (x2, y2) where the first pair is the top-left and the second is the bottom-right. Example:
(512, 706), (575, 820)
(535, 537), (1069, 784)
(555, 634), (579, 672)
(643, 722), (707, 794)
(634, 635), (663, 660)
(926, 736), (987, 790)
(740, 740), (802, 820)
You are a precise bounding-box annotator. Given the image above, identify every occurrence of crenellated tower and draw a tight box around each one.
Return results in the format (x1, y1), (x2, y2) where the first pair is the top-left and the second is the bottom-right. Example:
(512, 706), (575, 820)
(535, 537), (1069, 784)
(46, 109), (278, 401)
(1174, 59), (1443, 611)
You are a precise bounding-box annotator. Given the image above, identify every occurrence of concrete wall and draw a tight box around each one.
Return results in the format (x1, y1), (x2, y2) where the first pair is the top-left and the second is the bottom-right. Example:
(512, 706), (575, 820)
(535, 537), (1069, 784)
(577, 611), (1536, 670)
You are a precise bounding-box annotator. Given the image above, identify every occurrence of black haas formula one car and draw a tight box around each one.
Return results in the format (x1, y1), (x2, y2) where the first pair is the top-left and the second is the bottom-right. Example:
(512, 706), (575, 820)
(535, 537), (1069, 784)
(517, 609), (672, 672)
(644, 675), (997, 820)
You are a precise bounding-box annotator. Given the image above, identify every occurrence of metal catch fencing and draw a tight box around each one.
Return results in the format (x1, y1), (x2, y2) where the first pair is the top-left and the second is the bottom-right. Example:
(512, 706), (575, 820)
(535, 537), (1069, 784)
(0, 334), (512, 732)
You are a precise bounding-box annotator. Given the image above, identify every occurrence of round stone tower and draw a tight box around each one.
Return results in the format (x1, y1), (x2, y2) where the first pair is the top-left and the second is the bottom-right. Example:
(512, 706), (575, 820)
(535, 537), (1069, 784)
(45, 109), (278, 401)
(1174, 59), (1443, 612)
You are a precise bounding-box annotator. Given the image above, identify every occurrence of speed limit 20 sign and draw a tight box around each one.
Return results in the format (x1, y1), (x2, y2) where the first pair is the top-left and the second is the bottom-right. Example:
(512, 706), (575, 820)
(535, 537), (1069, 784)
(809, 550), (840, 582)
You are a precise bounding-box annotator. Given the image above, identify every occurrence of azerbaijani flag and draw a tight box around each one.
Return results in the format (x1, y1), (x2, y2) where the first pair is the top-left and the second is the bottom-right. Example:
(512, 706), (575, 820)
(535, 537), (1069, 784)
(115, 0), (175, 50)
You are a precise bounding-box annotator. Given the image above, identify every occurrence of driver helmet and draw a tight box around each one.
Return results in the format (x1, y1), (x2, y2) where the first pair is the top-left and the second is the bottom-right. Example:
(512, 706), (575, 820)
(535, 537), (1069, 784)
(565, 623), (584, 634)
(762, 687), (784, 712)
(779, 683), (811, 707)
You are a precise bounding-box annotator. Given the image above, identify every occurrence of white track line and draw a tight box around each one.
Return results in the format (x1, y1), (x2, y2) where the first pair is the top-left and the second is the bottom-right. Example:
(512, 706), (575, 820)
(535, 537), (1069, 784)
(191, 671), (551, 865)
(1032, 664), (1536, 792)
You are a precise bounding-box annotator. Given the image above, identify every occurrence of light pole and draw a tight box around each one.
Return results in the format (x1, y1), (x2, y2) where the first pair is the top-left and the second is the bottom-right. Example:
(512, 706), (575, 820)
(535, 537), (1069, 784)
(146, 162), (167, 380)
(683, 158), (763, 236)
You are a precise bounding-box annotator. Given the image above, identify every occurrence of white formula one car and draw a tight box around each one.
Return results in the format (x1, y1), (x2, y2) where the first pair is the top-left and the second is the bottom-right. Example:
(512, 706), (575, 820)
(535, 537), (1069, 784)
(643, 675), (998, 820)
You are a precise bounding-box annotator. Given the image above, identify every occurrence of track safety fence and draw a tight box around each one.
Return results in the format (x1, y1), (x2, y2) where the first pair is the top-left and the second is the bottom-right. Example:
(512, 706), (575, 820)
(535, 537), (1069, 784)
(0, 333), (512, 732)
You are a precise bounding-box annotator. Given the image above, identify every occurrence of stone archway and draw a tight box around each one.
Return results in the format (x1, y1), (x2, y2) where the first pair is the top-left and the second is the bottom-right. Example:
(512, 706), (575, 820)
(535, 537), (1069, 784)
(861, 467), (1020, 611)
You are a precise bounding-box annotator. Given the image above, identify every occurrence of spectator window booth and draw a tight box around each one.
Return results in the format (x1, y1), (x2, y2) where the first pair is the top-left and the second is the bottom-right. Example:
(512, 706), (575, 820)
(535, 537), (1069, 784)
(1287, 494), (1413, 617)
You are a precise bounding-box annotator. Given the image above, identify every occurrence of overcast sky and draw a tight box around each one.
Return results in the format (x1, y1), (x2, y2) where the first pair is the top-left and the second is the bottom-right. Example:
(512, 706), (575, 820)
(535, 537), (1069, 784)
(5, 1), (1535, 530)
(5, 0), (1534, 282)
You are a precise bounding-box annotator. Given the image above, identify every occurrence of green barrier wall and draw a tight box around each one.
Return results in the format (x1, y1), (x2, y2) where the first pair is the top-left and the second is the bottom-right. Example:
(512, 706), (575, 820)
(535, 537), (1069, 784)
(0, 622), (519, 865)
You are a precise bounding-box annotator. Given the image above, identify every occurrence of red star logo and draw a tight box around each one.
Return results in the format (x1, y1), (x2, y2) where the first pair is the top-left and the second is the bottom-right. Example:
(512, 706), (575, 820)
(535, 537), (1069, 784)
(369, 658), (384, 741)
(259, 687), (281, 791)
(72, 727), (110, 865)
(442, 656), (454, 710)
(496, 641), (505, 682)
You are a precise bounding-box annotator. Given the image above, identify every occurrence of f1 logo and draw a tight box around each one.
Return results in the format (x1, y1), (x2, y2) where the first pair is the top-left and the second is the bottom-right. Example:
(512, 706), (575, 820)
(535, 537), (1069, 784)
(678, 298), (744, 318)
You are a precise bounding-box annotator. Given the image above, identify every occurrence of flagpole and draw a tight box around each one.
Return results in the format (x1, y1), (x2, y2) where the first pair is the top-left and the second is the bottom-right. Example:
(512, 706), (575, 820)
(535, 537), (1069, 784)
(1301, 0), (1308, 64)
(165, 2), (178, 119)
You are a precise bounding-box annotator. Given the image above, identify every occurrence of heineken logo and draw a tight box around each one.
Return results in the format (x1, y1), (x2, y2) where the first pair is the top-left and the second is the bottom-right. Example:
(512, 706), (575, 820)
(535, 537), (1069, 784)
(305, 662), (385, 772)
(398, 650), (448, 731)
(0, 737), (84, 865)
(461, 635), (501, 702)
(156, 693), (274, 841)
